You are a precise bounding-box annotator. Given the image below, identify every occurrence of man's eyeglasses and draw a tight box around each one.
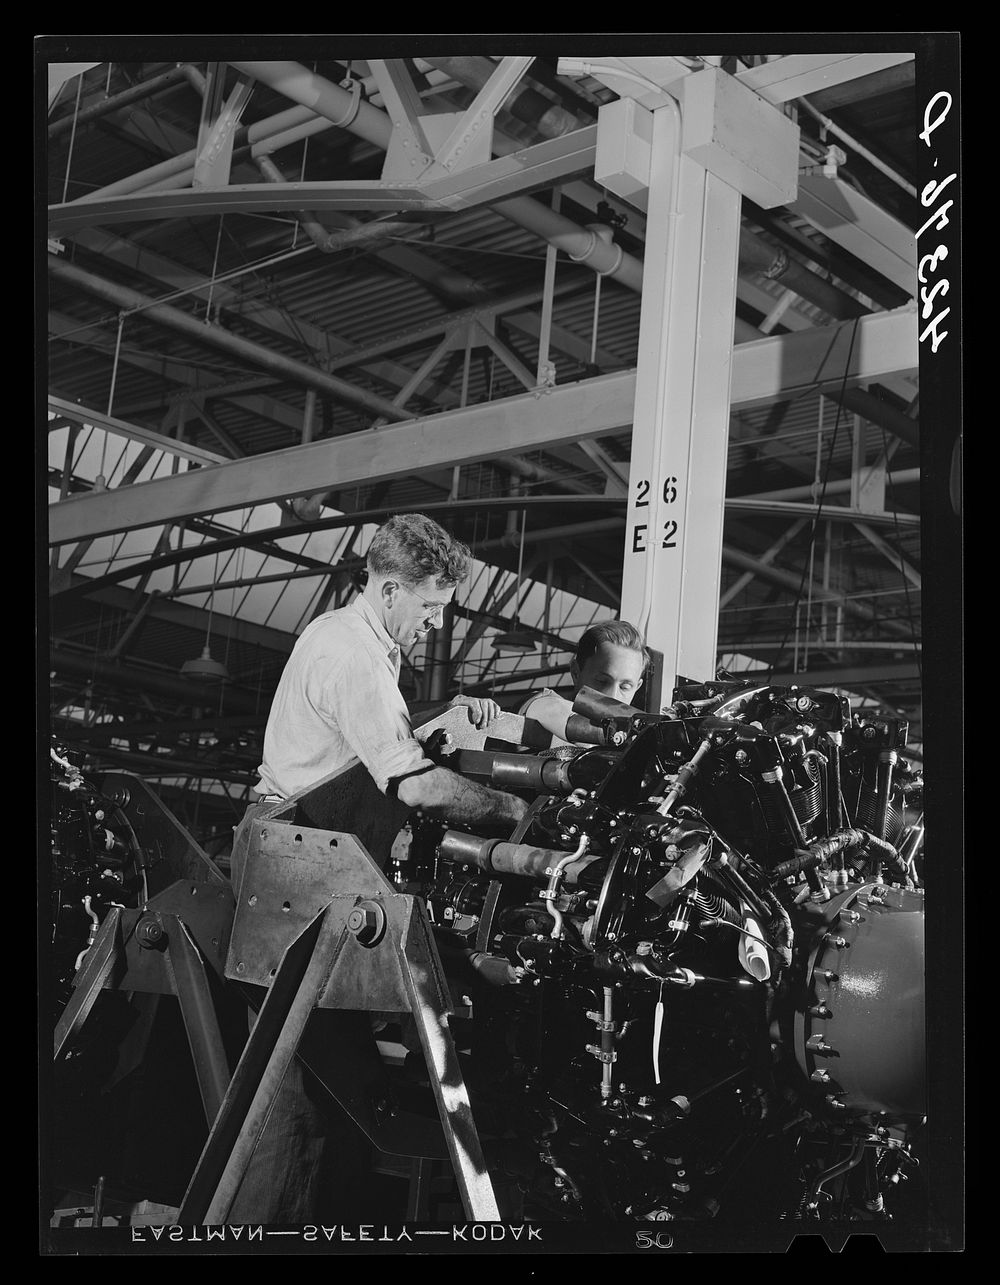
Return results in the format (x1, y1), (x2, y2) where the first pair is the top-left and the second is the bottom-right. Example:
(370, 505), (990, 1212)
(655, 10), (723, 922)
(399, 583), (451, 620)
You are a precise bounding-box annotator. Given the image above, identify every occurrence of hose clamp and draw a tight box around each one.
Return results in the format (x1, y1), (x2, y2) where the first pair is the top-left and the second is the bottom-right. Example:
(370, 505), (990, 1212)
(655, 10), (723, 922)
(331, 78), (363, 129)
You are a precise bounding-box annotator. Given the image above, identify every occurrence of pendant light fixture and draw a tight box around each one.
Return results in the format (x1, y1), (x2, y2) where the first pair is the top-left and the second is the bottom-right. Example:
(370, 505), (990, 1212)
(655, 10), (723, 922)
(181, 551), (231, 683)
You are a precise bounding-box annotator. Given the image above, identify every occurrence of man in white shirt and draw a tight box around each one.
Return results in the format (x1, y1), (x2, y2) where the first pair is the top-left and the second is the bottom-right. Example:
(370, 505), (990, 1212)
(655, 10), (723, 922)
(518, 619), (650, 746)
(230, 513), (527, 1223)
(254, 511), (526, 825)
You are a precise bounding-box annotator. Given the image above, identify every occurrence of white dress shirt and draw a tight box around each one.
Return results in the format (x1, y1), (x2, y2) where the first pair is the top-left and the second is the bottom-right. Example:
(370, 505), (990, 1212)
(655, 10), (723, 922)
(257, 595), (432, 798)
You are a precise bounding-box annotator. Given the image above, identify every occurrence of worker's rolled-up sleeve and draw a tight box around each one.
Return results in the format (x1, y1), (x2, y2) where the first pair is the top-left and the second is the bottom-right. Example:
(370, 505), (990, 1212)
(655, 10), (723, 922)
(320, 650), (431, 794)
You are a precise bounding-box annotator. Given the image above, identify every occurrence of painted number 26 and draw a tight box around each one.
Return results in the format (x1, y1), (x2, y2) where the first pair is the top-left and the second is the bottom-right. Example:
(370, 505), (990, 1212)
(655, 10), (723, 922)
(635, 477), (678, 506)
(633, 477), (679, 550)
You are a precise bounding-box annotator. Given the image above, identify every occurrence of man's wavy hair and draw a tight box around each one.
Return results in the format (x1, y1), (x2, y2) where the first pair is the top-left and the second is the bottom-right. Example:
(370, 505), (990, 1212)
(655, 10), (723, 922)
(367, 513), (472, 589)
(575, 619), (651, 673)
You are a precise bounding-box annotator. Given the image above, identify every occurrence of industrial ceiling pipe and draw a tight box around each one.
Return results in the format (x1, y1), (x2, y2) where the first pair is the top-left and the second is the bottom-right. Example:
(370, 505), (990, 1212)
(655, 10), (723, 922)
(229, 60), (646, 292)
(737, 229), (866, 321)
(48, 65), (198, 138)
(78, 103), (324, 200)
(228, 60), (867, 315)
(419, 55), (586, 138)
(833, 388), (920, 449)
(499, 454), (593, 496)
(79, 65), (459, 203)
(254, 154), (430, 255)
(62, 60), (865, 328)
(48, 258), (411, 424)
(231, 60), (395, 150)
(142, 108), (355, 196)
(421, 56), (868, 319)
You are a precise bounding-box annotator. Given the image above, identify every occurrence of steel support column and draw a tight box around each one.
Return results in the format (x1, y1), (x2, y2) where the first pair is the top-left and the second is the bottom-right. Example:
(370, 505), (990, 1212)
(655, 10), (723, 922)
(427, 602), (455, 702)
(620, 101), (743, 704)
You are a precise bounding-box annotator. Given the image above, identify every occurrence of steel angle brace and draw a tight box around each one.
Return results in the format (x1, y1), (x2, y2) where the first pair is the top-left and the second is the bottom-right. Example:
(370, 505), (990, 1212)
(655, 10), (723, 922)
(53, 899), (233, 1126)
(179, 890), (500, 1222)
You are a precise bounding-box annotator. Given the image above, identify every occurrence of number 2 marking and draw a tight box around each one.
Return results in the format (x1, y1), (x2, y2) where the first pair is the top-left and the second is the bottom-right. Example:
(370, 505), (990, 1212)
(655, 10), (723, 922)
(662, 521), (678, 548)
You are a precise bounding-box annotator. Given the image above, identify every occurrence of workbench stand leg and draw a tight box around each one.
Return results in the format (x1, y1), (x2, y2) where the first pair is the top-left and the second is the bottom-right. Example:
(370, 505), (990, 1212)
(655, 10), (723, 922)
(178, 908), (346, 1224)
(166, 916), (232, 1125)
(53, 907), (124, 1061)
(402, 951), (502, 1222)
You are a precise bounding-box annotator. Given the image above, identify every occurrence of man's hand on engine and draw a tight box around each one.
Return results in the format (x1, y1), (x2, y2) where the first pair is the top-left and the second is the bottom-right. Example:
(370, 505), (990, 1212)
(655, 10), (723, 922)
(449, 694), (502, 728)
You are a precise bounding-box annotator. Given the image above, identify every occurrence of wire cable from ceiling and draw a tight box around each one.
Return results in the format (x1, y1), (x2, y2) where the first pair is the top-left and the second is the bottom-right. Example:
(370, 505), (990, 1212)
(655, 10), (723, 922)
(61, 73), (85, 204)
(880, 425), (923, 686)
(47, 241), (319, 348)
(205, 216), (225, 323)
(764, 316), (861, 682)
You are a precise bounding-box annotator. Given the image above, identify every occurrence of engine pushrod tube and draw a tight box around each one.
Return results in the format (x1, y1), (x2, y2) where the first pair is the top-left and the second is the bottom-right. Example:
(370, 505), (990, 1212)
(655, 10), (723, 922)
(657, 738), (714, 816)
(874, 751), (897, 841)
(437, 830), (587, 883)
(870, 750), (898, 878)
(826, 733), (844, 843)
(760, 767), (824, 894)
(627, 958), (756, 993)
(713, 858), (770, 924)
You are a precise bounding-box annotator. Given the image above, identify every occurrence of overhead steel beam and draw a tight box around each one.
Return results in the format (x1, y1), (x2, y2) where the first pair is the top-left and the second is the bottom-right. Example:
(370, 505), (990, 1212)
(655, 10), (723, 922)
(47, 396), (227, 466)
(48, 65), (196, 137)
(576, 439), (628, 495)
(503, 307), (627, 372)
(62, 228), (335, 360)
(726, 498), (918, 528)
(740, 468), (920, 503)
(179, 400), (244, 458)
(49, 376), (635, 545)
(731, 306), (917, 409)
(53, 499), (624, 605)
(47, 127), (600, 232)
(421, 56), (535, 177)
(54, 578), (297, 656)
(721, 545), (913, 636)
(48, 257), (410, 424)
(47, 62), (101, 108)
(853, 522), (922, 588)
(49, 311), (254, 411)
(792, 174), (916, 296)
(734, 54), (914, 105)
(719, 518), (809, 608)
(367, 59), (436, 164)
(53, 232), (538, 415)
(834, 387), (919, 449)
(808, 59), (915, 112)
(49, 307), (919, 546)
(319, 284), (583, 375)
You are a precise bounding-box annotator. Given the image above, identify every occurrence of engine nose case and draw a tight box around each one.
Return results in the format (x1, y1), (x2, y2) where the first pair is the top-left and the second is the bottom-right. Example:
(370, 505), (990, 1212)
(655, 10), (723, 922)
(795, 884), (925, 1119)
